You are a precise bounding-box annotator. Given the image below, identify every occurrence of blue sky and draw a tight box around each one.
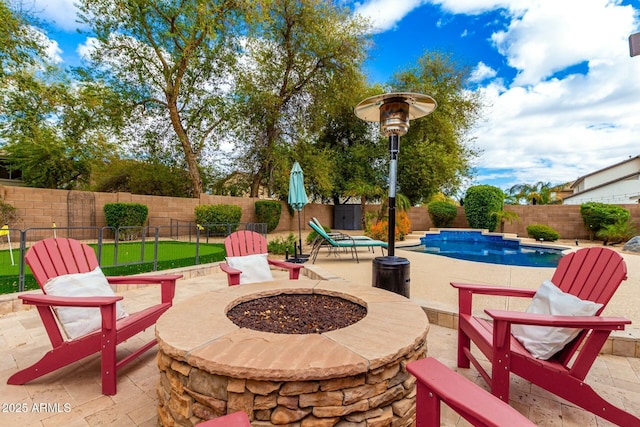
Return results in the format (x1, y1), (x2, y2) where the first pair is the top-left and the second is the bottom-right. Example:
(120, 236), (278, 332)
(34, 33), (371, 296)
(31, 0), (640, 193)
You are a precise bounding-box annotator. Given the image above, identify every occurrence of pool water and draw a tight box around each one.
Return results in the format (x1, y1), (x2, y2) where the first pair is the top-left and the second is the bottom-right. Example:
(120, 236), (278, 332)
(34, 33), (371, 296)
(401, 230), (566, 268)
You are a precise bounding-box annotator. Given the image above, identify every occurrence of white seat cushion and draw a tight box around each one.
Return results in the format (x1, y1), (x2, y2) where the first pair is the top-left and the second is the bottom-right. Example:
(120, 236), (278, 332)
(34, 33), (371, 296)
(512, 280), (603, 360)
(44, 267), (128, 340)
(226, 253), (273, 284)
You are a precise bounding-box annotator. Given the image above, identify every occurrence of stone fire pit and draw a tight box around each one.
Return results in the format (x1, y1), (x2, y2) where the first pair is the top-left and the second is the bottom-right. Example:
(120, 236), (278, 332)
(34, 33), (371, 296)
(156, 279), (429, 426)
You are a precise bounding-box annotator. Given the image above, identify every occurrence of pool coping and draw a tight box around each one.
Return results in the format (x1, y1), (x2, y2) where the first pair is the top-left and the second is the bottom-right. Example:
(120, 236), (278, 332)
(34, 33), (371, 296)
(410, 228), (573, 265)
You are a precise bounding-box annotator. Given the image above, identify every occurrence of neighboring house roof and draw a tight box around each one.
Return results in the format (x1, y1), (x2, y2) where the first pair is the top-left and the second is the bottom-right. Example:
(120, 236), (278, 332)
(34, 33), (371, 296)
(563, 155), (640, 204)
(570, 155), (640, 190)
(563, 171), (640, 201)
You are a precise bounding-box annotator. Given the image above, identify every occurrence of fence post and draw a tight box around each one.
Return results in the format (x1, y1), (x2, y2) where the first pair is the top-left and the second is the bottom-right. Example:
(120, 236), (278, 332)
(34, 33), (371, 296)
(18, 230), (26, 292)
(114, 228), (119, 265)
(140, 227), (146, 265)
(195, 225), (201, 265)
(153, 227), (159, 271)
(98, 228), (105, 265)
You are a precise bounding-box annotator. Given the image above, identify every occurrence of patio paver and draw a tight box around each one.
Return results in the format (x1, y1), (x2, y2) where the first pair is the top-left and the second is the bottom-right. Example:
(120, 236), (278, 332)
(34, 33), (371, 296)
(1, 235), (639, 426)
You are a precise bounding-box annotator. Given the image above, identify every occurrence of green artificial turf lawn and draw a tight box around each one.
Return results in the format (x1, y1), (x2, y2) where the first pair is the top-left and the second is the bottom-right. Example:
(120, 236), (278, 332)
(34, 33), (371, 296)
(0, 240), (225, 294)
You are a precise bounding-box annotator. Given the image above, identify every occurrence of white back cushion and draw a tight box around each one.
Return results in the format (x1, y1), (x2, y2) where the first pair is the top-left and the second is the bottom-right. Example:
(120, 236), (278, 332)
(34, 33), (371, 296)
(512, 280), (603, 360)
(44, 267), (128, 340)
(226, 253), (273, 284)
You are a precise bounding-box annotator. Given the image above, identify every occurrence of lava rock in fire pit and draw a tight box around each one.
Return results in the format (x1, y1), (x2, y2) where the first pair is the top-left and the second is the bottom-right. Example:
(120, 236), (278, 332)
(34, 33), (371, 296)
(226, 293), (366, 334)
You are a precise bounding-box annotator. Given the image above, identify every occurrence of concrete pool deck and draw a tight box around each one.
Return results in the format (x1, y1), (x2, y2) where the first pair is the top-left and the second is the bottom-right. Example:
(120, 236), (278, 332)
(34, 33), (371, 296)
(306, 232), (640, 356)
(0, 231), (638, 425)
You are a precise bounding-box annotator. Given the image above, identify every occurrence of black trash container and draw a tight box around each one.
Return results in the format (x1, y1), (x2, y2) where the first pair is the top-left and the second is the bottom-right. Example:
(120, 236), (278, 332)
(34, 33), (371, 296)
(372, 256), (410, 298)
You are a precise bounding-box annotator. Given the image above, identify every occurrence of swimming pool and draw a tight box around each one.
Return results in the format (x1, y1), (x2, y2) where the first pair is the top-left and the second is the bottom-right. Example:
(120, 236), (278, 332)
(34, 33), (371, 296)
(400, 230), (567, 268)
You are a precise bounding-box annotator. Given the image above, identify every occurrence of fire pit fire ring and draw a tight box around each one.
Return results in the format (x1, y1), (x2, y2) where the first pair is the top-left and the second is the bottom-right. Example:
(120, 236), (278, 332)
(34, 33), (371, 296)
(226, 292), (367, 334)
(156, 279), (429, 426)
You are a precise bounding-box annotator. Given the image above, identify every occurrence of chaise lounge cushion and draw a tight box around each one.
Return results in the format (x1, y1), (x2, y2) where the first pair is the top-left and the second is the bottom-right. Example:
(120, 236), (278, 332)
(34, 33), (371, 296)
(44, 267), (128, 340)
(226, 253), (273, 284)
(512, 280), (603, 360)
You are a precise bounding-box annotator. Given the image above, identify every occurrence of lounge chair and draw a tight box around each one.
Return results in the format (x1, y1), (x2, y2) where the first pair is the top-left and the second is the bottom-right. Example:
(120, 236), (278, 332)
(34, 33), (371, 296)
(308, 221), (387, 263)
(451, 247), (639, 426)
(309, 217), (375, 256)
(311, 217), (372, 241)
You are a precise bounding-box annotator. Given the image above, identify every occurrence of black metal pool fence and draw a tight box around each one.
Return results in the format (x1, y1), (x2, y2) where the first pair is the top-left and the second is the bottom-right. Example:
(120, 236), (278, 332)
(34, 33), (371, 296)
(0, 222), (266, 293)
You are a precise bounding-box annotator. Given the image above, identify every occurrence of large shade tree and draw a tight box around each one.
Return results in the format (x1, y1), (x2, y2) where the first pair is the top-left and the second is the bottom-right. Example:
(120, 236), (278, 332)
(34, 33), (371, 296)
(231, 0), (370, 197)
(0, 1), (44, 82)
(1, 2), (125, 189)
(389, 52), (483, 205)
(314, 80), (388, 225)
(2, 73), (124, 189)
(77, 0), (243, 196)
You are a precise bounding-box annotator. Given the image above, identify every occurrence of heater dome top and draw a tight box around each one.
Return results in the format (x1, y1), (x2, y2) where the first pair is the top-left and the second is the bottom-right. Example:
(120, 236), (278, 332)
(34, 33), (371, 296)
(353, 92), (437, 123)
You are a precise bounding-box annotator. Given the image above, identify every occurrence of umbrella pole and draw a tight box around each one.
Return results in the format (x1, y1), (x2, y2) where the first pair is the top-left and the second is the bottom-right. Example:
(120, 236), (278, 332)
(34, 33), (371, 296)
(298, 210), (303, 256)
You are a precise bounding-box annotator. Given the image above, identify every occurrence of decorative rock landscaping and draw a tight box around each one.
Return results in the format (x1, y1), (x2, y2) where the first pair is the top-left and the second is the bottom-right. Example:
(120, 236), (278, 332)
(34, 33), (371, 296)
(155, 280), (429, 426)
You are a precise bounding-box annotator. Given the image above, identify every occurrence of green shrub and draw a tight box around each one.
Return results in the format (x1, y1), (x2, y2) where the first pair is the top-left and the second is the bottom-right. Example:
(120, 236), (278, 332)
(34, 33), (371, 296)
(194, 204), (242, 235)
(464, 185), (504, 231)
(103, 203), (148, 240)
(267, 233), (296, 255)
(526, 224), (560, 241)
(580, 202), (631, 239)
(596, 219), (637, 245)
(0, 199), (19, 226)
(427, 201), (458, 228)
(255, 200), (282, 233)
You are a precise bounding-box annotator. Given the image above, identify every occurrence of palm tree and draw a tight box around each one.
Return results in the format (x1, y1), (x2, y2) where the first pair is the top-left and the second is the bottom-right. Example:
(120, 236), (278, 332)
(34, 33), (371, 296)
(492, 209), (521, 233)
(507, 182), (563, 205)
(506, 184), (533, 205)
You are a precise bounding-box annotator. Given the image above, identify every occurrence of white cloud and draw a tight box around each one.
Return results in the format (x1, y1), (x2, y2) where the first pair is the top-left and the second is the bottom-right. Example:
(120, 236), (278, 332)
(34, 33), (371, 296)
(30, 27), (63, 64)
(492, 0), (636, 85)
(32, 0), (86, 32)
(424, 0), (640, 189)
(471, 54), (640, 188)
(432, 0), (637, 85)
(469, 61), (497, 82)
(431, 0), (517, 15)
(77, 37), (99, 60)
(354, 0), (429, 33)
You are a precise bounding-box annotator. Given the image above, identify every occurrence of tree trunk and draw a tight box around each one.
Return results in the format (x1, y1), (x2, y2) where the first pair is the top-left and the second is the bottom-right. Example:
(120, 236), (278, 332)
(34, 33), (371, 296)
(250, 124), (278, 198)
(250, 173), (262, 198)
(167, 102), (203, 196)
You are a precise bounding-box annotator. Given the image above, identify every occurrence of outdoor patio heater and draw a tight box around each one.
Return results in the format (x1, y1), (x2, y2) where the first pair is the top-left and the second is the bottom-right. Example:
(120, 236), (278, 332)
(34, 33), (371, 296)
(354, 92), (436, 297)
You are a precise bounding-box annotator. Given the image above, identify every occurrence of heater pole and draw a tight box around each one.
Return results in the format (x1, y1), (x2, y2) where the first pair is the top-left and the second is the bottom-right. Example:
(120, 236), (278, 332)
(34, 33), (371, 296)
(387, 134), (399, 256)
(354, 92), (437, 298)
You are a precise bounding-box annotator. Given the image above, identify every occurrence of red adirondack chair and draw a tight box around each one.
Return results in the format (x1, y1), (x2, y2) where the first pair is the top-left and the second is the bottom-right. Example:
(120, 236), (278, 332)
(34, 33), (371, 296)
(451, 247), (640, 426)
(407, 357), (535, 427)
(195, 411), (251, 426)
(219, 230), (303, 286)
(7, 238), (182, 395)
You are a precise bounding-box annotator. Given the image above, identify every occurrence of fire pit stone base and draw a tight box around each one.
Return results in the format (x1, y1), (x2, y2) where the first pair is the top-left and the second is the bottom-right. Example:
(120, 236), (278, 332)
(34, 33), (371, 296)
(155, 280), (429, 426)
(158, 342), (425, 426)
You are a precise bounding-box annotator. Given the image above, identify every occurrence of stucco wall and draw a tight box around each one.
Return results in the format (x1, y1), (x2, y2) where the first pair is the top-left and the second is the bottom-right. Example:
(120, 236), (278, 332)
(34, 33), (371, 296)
(563, 177), (640, 205)
(2, 186), (639, 239)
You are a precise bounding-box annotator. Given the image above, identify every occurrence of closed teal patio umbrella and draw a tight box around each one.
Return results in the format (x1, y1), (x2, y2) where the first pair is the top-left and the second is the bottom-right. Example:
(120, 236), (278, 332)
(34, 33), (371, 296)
(288, 161), (308, 261)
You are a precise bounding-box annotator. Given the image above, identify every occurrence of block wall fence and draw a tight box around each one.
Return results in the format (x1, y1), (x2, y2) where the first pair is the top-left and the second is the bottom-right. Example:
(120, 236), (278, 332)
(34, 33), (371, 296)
(2, 185), (639, 240)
